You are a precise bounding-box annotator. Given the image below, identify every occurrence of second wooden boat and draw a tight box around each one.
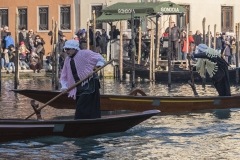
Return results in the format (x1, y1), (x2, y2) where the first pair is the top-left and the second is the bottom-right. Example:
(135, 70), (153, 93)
(12, 89), (240, 113)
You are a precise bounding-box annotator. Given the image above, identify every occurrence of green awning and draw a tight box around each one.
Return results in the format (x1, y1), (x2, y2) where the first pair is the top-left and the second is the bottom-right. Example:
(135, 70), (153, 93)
(103, 1), (186, 15)
(95, 13), (148, 23)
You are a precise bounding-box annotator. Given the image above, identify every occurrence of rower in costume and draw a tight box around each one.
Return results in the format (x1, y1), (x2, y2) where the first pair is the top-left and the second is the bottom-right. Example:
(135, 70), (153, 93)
(60, 40), (106, 119)
(194, 43), (231, 96)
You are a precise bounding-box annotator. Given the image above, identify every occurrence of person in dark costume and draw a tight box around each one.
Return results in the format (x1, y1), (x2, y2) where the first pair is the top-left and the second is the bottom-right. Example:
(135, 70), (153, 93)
(194, 43), (231, 96)
(60, 40), (106, 119)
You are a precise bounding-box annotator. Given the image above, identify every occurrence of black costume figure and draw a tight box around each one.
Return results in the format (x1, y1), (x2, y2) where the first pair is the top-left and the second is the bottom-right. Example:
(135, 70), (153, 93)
(194, 52), (231, 96)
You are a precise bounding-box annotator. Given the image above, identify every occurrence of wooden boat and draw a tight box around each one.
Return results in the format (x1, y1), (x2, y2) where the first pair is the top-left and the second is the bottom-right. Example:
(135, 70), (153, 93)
(12, 89), (240, 113)
(0, 110), (159, 143)
(123, 59), (239, 82)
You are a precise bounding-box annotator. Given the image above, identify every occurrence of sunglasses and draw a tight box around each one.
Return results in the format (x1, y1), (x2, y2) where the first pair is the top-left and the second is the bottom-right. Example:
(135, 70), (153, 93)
(65, 48), (74, 51)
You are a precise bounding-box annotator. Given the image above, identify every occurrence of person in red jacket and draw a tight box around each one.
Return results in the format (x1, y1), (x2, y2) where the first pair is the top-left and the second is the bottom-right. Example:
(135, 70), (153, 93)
(181, 31), (194, 60)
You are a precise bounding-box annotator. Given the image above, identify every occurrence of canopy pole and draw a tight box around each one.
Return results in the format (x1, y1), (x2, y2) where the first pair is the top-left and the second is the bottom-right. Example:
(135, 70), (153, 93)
(87, 19), (90, 50)
(14, 9), (20, 90)
(131, 11), (135, 88)
(168, 16), (172, 89)
(119, 21), (123, 82)
(156, 19), (161, 66)
(137, 26), (142, 65)
(92, 10), (96, 52)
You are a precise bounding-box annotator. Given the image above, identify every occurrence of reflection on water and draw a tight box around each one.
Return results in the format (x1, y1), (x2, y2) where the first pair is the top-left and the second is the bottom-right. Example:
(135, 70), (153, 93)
(0, 78), (240, 159)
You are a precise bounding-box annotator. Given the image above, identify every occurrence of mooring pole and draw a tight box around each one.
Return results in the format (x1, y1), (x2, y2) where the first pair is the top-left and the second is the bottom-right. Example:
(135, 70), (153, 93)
(54, 21), (59, 90)
(14, 9), (19, 89)
(236, 23), (240, 83)
(51, 17), (55, 87)
(131, 11), (135, 87)
(87, 19), (90, 50)
(119, 21), (123, 82)
(168, 16), (172, 89)
(213, 24), (217, 50)
(138, 26), (142, 65)
(0, 15), (2, 94)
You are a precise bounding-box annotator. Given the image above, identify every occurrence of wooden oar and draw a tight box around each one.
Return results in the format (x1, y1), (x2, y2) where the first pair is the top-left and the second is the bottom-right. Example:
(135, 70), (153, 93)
(25, 59), (115, 120)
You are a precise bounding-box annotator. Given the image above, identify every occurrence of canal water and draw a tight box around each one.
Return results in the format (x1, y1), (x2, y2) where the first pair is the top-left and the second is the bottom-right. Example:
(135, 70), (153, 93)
(0, 78), (240, 159)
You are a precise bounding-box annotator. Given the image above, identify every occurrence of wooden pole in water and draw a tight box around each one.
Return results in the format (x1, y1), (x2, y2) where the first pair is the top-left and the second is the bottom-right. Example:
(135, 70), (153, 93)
(236, 23), (240, 83)
(131, 11), (135, 87)
(51, 17), (55, 86)
(208, 25), (211, 47)
(138, 26), (142, 65)
(87, 19), (90, 50)
(152, 24), (155, 81)
(14, 9), (19, 89)
(92, 10), (96, 52)
(168, 16), (172, 88)
(149, 25), (153, 81)
(119, 21), (123, 82)
(156, 19), (161, 66)
(202, 18), (206, 44)
(54, 21), (59, 90)
(186, 23), (189, 70)
(213, 24), (217, 50)
(0, 15), (2, 94)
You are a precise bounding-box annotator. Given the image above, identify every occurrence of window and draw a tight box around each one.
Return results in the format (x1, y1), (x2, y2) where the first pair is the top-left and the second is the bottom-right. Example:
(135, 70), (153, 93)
(0, 9), (8, 27)
(18, 8), (28, 30)
(221, 6), (233, 32)
(92, 5), (102, 29)
(177, 5), (190, 30)
(39, 7), (49, 30)
(60, 6), (71, 30)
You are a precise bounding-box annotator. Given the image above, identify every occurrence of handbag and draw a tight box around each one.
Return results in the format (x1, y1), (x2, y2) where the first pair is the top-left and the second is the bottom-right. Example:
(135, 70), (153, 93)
(35, 45), (43, 54)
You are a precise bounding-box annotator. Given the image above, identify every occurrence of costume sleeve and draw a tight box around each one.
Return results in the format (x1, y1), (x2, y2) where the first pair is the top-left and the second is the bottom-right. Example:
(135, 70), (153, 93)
(96, 55), (106, 67)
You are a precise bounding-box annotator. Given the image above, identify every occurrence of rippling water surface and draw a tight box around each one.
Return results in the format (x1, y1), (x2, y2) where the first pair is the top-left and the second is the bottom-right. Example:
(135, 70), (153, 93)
(1, 78), (240, 159)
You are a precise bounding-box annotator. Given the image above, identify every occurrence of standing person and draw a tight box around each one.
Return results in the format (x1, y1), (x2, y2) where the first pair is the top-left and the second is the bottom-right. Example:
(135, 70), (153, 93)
(7, 44), (15, 73)
(101, 29), (109, 55)
(222, 34), (231, 64)
(230, 36), (236, 65)
(19, 27), (30, 49)
(79, 29), (87, 50)
(95, 31), (103, 54)
(2, 49), (9, 71)
(215, 32), (222, 54)
(4, 32), (14, 49)
(194, 44), (231, 96)
(34, 35), (45, 68)
(1, 26), (9, 50)
(28, 29), (36, 50)
(60, 40), (106, 119)
(165, 21), (181, 60)
(57, 35), (67, 69)
(193, 30), (203, 47)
